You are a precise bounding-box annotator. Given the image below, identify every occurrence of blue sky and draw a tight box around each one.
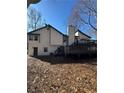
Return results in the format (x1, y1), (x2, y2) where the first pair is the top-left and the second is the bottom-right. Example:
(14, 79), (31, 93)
(29, 0), (96, 39)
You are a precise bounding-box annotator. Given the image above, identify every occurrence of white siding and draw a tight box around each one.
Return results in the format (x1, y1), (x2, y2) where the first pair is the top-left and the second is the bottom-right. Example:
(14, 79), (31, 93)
(50, 28), (63, 45)
(28, 27), (64, 56)
(78, 31), (90, 40)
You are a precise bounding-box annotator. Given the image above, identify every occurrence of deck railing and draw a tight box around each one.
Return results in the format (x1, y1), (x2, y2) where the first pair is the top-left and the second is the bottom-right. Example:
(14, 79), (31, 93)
(65, 40), (97, 55)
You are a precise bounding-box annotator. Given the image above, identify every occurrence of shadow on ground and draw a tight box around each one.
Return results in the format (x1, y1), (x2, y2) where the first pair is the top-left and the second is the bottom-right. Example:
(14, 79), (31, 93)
(33, 54), (97, 65)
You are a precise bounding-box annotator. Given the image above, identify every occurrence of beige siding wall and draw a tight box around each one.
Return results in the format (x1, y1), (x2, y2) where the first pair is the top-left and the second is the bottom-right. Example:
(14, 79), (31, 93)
(28, 41), (40, 56)
(28, 27), (64, 56)
(40, 28), (50, 44)
(50, 28), (63, 45)
(78, 31), (90, 40)
(31, 28), (50, 44)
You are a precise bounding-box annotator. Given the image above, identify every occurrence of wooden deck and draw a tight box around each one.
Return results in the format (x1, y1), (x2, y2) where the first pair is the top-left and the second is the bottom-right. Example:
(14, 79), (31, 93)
(65, 40), (97, 55)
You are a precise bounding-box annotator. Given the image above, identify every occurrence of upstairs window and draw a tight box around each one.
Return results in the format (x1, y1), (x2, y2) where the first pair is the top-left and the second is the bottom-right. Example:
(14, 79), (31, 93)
(29, 35), (33, 40)
(34, 35), (38, 41)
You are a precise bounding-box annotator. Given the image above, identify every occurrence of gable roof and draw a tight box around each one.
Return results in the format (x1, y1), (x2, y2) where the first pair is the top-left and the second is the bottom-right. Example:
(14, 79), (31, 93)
(27, 25), (47, 34)
(27, 24), (91, 38)
(27, 24), (66, 36)
(76, 30), (91, 38)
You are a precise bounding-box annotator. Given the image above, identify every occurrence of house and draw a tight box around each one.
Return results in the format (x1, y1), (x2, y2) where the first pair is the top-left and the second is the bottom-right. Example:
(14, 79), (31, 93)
(27, 24), (67, 56)
(65, 25), (97, 55)
(68, 25), (91, 46)
(27, 24), (93, 56)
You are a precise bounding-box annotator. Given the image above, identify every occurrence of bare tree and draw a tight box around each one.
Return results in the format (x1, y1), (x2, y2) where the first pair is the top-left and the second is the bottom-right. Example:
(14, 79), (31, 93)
(69, 0), (97, 35)
(27, 7), (44, 31)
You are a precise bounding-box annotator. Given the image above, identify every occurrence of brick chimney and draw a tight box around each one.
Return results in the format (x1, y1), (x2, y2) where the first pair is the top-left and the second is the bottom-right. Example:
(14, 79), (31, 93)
(68, 25), (76, 45)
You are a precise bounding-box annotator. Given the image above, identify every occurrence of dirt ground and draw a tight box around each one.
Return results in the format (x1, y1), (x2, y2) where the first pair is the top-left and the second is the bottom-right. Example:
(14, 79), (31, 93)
(27, 56), (97, 93)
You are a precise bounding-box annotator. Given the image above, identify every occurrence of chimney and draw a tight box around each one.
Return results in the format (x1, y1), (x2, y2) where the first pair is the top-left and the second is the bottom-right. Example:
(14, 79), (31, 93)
(68, 25), (76, 45)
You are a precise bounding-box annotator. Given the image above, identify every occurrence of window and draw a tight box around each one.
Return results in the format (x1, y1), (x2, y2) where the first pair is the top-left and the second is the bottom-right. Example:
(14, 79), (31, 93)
(29, 35), (33, 40)
(44, 47), (48, 52)
(34, 35), (38, 41)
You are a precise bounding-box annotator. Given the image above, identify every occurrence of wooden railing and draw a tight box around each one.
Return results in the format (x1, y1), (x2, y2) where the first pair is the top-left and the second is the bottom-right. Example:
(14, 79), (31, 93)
(65, 40), (97, 55)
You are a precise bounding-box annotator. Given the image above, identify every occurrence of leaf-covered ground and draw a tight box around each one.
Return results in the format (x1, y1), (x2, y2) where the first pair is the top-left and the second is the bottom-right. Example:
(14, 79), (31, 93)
(27, 56), (97, 93)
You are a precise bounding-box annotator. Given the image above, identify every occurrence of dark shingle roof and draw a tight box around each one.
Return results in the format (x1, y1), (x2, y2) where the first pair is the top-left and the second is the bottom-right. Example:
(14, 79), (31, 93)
(27, 24), (91, 38)
(76, 30), (91, 38)
(27, 24), (66, 36)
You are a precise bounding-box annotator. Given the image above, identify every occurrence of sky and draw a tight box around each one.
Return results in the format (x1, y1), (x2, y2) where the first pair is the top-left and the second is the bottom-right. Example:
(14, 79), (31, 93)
(29, 0), (96, 39)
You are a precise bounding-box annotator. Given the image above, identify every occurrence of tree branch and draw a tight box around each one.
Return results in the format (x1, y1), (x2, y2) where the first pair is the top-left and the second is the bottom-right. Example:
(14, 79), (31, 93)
(88, 13), (97, 31)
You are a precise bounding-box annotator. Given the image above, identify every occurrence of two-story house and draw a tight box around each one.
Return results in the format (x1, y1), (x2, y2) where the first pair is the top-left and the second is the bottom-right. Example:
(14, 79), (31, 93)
(27, 24), (91, 56)
(27, 24), (67, 56)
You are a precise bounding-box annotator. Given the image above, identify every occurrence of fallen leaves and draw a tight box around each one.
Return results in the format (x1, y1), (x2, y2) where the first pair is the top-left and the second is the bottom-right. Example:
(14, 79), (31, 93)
(27, 57), (97, 93)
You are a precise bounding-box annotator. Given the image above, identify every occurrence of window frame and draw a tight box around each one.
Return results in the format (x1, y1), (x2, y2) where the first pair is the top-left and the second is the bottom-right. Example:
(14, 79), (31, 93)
(34, 35), (38, 41)
(29, 35), (33, 41)
(44, 47), (48, 52)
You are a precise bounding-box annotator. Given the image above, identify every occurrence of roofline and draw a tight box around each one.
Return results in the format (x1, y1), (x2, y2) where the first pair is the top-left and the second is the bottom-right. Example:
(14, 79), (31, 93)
(27, 25), (47, 34)
(76, 30), (91, 38)
(27, 24), (91, 38)
(27, 24), (66, 36)
(47, 24), (65, 36)
(27, 33), (40, 35)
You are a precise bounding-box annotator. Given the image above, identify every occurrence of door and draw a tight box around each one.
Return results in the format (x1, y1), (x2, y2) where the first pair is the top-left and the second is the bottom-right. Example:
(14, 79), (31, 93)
(33, 47), (38, 56)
